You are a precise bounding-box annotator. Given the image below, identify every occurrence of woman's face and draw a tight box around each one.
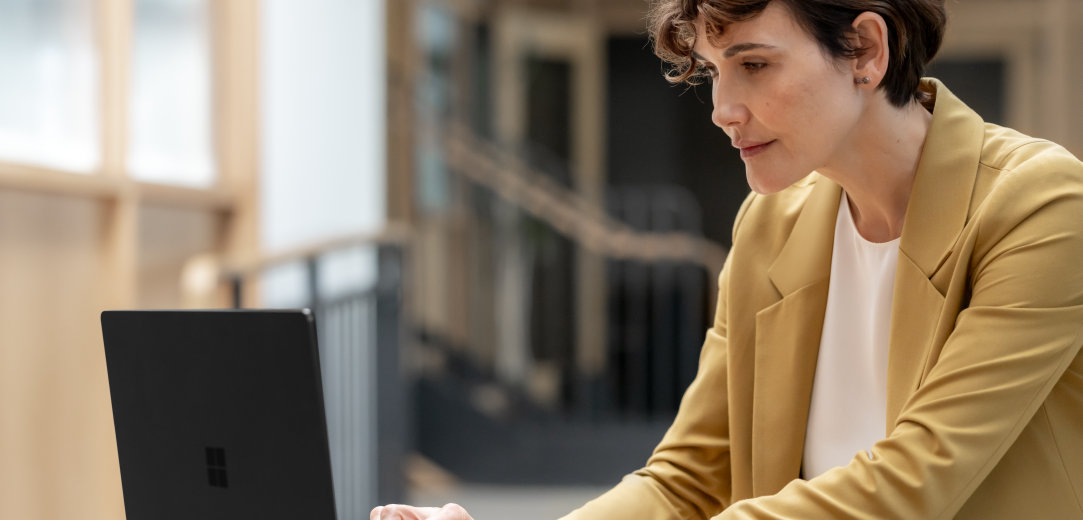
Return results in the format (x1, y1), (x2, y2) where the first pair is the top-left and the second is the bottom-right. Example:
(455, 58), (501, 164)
(693, 2), (865, 194)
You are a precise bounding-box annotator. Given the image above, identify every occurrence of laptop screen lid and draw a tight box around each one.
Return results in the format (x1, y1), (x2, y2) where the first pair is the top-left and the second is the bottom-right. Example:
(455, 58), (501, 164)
(101, 309), (337, 520)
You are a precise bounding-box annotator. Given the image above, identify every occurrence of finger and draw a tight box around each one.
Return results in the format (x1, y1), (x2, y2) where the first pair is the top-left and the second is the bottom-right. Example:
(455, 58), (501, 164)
(428, 503), (474, 520)
(376, 504), (444, 520)
(371, 505), (383, 520)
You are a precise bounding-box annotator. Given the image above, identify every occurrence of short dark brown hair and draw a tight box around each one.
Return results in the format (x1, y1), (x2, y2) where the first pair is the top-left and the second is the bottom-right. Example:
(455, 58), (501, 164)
(648, 0), (947, 107)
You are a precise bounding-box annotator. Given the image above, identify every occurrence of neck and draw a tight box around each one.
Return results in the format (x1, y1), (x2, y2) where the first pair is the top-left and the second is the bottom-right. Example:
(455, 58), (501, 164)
(820, 97), (933, 243)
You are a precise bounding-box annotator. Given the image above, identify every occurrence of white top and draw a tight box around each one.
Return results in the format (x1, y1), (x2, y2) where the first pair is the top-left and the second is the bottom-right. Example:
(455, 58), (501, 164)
(802, 191), (900, 479)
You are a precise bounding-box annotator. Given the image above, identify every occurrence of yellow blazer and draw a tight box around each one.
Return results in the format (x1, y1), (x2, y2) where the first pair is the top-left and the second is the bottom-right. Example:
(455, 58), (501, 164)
(562, 79), (1083, 519)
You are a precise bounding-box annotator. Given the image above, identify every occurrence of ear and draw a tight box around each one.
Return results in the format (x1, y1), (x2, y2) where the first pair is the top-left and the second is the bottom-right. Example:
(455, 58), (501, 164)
(849, 11), (889, 86)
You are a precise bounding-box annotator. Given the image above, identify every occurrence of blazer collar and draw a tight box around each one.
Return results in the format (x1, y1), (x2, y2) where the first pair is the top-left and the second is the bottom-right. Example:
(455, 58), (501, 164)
(883, 79), (985, 422)
(766, 177), (840, 297)
(898, 78), (984, 275)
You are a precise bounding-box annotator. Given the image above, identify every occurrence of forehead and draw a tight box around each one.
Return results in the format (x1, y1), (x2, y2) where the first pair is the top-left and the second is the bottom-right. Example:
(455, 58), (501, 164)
(692, 2), (809, 54)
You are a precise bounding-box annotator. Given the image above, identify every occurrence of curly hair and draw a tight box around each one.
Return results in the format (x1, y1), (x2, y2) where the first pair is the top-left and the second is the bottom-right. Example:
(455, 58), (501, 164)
(647, 0), (946, 107)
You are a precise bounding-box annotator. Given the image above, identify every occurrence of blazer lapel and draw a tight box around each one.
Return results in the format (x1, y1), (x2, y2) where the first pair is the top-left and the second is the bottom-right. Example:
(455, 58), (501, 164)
(885, 79), (984, 426)
(751, 177), (840, 494)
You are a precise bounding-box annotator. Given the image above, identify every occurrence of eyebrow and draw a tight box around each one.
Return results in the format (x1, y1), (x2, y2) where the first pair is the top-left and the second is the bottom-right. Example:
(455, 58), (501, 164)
(723, 42), (777, 58)
(692, 42), (778, 62)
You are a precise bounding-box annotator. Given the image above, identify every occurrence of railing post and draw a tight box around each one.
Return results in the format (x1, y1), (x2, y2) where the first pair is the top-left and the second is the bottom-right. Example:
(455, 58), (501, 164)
(375, 245), (406, 505)
(306, 256), (321, 319)
(230, 275), (244, 309)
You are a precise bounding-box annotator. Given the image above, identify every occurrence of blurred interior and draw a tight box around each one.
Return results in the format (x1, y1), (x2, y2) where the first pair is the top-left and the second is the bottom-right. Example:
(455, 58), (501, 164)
(2, 0), (1082, 518)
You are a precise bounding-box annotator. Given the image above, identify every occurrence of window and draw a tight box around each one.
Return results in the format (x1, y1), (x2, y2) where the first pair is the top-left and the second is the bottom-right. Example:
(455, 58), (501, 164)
(129, 0), (215, 186)
(0, 0), (99, 172)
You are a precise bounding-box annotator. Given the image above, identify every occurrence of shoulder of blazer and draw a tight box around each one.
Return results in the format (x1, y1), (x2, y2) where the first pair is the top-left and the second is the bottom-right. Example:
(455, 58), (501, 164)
(950, 125), (1083, 287)
(969, 125), (1083, 229)
(978, 124), (1081, 174)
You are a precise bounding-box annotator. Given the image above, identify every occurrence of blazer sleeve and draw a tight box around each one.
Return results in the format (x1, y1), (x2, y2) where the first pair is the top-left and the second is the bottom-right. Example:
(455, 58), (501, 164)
(715, 155), (1083, 519)
(559, 193), (759, 520)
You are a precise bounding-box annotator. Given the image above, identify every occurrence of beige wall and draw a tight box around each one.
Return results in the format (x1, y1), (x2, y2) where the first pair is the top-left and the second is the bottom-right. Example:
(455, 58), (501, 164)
(0, 189), (239, 520)
(942, 0), (1083, 155)
(0, 191), (123, 519)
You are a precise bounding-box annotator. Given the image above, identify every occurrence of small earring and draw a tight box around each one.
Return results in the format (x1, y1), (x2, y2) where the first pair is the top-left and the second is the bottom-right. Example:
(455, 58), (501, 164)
(856, 76), (871, 85)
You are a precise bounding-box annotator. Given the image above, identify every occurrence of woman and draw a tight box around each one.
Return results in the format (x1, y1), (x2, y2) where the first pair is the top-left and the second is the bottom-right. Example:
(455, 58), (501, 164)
(375, 0), (1083, 518)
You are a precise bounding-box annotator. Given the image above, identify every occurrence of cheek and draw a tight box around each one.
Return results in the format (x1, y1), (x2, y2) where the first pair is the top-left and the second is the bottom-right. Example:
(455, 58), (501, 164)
(790, 87), (854, 150)
(760, 77), (822, 133)
(782, 62), (855, 124)
(790, 78), (834, 123)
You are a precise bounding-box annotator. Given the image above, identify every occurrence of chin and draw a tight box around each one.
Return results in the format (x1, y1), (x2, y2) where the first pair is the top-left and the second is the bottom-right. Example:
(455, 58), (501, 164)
(748, 183), (778, 195)
(745, 168), (811, 195)
(745, 172), (786, 195)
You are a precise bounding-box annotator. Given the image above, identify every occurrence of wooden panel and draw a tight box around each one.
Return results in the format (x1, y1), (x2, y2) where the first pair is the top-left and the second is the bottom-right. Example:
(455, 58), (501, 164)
(213, 0), (261, 306)
(387, 0), (416, 224)
(1069, 2), (1083, 156)
(0, 191), (123, 520)
(940, 0), (1083, 149)
(1059, 0), (1083, 156)
(138, 205), (221, 308)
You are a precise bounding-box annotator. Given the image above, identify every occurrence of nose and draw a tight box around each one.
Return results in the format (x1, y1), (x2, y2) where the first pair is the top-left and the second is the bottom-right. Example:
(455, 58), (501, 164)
(711, 82), (750, 129)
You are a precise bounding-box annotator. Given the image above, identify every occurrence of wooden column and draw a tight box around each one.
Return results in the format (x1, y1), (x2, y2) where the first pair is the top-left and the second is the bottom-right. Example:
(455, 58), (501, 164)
(213, 0), (261, 307)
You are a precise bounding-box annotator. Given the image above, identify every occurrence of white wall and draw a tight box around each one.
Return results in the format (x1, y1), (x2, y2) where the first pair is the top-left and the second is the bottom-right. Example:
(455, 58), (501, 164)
(261, 0), (386, 251)
(261, 0), (386, 304)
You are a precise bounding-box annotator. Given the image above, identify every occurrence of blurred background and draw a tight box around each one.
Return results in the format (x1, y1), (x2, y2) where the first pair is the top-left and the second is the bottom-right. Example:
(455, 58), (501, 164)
(1, 0), (1081, 519)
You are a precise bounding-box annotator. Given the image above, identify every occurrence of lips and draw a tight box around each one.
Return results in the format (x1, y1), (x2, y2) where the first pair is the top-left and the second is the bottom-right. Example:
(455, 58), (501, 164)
(735, 140), (775, 159)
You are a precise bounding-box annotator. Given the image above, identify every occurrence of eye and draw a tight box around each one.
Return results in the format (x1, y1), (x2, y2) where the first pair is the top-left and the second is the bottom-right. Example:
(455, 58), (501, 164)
(742, 61), (767, 73)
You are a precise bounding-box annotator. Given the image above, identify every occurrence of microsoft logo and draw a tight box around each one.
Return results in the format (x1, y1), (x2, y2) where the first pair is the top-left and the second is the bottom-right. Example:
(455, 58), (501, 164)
(205, 446), (229, 488)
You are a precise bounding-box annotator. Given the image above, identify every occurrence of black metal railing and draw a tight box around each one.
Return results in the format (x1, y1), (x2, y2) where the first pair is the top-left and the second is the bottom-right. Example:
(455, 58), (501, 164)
(221, 232), (409, 516)
(425, 123), (725, 420)
(401, 121), (727, 483)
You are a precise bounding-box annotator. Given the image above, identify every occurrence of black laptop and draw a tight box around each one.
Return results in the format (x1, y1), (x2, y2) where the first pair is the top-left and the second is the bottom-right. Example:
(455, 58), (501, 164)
(101, 309), (337, 520)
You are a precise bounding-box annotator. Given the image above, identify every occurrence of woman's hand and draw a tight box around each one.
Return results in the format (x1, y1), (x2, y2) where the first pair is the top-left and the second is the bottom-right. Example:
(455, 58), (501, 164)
(370, 503), (473, 520)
